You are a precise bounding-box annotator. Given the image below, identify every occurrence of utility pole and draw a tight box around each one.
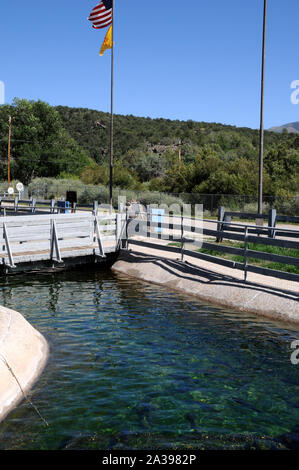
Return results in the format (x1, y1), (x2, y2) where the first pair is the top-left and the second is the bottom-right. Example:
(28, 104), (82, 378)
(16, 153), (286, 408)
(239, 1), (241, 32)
(178, 139), (182, 167)
(258, 0), (267, 214)
(8, 115), (12, 188)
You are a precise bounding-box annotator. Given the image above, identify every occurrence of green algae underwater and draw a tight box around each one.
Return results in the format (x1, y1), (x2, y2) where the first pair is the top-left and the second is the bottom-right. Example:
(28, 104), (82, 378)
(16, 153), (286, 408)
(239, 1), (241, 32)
(0, 267), (298, 450)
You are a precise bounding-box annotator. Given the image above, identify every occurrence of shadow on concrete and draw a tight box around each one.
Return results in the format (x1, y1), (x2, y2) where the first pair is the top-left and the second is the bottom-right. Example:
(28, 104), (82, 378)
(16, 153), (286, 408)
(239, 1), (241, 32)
(117, 249), (299, 304)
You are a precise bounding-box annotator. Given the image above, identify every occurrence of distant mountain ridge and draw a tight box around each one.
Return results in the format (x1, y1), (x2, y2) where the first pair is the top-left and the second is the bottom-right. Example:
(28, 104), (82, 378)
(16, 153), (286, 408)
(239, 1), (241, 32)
(269, 122), (299, 134)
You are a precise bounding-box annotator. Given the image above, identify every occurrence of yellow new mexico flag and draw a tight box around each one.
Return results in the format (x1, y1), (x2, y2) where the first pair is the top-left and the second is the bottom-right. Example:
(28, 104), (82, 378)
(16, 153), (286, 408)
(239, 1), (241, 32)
(100, 25), (113, 56)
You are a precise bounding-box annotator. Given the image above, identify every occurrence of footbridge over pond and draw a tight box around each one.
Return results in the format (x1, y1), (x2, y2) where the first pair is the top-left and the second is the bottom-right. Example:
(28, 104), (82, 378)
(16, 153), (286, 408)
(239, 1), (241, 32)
(0, 212), (126, 274)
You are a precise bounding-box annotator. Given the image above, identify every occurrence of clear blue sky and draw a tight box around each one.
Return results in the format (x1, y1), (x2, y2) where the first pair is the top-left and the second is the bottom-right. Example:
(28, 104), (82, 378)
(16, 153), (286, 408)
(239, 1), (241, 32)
(0, 0), (298, 129)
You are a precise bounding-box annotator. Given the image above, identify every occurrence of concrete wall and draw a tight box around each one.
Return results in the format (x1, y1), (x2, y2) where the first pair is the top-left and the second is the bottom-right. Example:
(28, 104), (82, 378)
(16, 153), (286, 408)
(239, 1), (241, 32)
(112, 250), (299, 325)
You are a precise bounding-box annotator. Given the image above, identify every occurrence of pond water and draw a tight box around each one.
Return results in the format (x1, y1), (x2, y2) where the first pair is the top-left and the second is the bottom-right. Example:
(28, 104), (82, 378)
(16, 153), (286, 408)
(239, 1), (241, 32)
(0, 267), (298, 450)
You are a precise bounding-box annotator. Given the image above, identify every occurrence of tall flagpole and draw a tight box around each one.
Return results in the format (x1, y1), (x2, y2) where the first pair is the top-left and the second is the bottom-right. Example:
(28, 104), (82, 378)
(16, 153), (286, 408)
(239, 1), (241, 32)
(258, 0), (267, 215)
(8, 116), (12, 188)
(109, 0), (115, 209)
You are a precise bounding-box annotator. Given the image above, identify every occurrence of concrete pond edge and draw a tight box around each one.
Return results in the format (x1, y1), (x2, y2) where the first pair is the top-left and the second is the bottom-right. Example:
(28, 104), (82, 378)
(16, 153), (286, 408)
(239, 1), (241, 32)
(112, 250), (299, 325)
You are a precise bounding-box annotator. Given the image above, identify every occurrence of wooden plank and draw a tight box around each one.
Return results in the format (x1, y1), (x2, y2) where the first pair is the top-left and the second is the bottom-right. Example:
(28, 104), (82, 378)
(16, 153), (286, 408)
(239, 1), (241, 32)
(274, 231), (299, 239)
(2, 223), (93, 239)
(99, 224), (116, 232)
(218, 226), (299, 237)
(199, 241), (299, 266)
(223, 210), (299, 225)
(0, 220), (49, 229)
(57, 232), (94, 239)
(3, 221), (51, 231)
(246, 249), (299, 267)
(203, 227), (245, 242)
(225, 211), (268, 219)
(8, 233), (50, 242)
(247, 234), (299, 250)
(9, 249), (94, 263)
(131, 220), (199, 235)
(56, 230), (93, 239)
(98, 215), (117, 221)
(246, 264), (299, 282)
(6, 228), (50, 240)
(55, 216), (93, 224)
(11, 242), (51, 254)
(220, 226), (269, 235)
(199, 242), (299, 267)
(7, 222), (92, 237)
(101, 235), (116, 242)
(52, 221), (93, 229)
(0, 213), (92, 225)
(0, 213), (115, 229)
(140, 220), (202, 234)
(276, 215), (299, 223)
(56, 239), (94, 249)
(203, 227), (299, 249)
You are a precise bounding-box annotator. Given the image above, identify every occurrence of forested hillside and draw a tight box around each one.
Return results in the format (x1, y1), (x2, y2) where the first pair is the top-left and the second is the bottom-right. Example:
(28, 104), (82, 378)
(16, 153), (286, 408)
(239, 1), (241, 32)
(0, 99), (298, 198)
(55, 105), (299, 197)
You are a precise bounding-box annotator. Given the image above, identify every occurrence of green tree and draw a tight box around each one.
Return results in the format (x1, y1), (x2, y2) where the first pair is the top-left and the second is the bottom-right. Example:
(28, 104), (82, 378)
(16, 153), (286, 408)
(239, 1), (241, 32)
(0, 98), (91, 184)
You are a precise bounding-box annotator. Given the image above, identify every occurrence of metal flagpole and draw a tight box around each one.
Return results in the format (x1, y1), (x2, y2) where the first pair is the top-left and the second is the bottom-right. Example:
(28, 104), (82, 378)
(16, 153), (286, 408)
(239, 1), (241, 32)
(109, 0), (115, 209)
(8, 116), (12, 188)
(258, 0), (267, 215)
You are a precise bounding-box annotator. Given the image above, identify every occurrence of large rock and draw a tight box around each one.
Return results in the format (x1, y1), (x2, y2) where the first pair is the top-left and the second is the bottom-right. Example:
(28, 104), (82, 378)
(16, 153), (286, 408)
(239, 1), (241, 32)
(0, 306), (49, 422)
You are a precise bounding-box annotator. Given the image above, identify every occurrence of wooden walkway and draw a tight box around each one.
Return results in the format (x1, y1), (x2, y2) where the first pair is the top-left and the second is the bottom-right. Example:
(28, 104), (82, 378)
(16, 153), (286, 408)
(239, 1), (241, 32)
(0, 212), (125, 271)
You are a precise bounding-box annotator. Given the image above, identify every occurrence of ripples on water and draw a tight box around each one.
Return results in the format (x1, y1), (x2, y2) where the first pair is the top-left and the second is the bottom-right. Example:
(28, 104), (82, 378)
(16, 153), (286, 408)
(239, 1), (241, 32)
(0, 268), (298, 450)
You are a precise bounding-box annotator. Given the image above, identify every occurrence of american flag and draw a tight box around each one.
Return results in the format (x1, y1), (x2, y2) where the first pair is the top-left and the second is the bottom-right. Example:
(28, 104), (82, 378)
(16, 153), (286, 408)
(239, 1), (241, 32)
(88, 0), (113, 30)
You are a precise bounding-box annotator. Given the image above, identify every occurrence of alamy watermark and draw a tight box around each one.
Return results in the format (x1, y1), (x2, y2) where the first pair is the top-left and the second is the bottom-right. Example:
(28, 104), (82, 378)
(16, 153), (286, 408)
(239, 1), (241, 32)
(290, 340), (299, 365)
(0, 81), (4, 105)
(117, 197), (203, 248)
(290, 80), (299, 105)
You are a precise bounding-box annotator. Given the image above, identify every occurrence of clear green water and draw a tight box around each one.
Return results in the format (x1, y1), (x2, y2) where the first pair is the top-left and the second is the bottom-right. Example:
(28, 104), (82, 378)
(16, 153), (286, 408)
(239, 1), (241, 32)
(0, 268), (298, 450)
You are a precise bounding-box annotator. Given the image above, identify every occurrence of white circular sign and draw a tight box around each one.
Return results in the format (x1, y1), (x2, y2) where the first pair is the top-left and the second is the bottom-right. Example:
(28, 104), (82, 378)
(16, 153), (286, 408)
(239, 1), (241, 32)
(16, 182), (24, 192)
(7, 187), (14, 195)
